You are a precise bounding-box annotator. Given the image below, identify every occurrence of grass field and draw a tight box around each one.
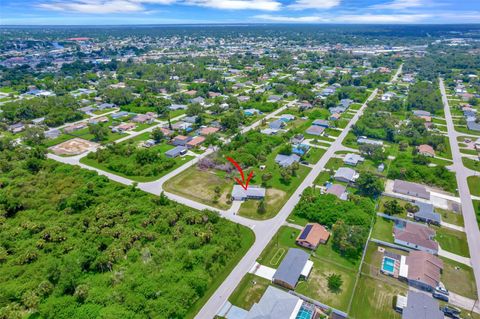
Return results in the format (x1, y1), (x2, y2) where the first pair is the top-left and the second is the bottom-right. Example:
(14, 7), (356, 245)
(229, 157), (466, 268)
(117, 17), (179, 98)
(434, 226), (470, 257)
(475, 200), (480, 229)
(441, 257), (478, 300)
(186, 226), (255, 319)
(295, 258), (356, 312)
(371, 217), (394, 243)
(228, 274), (270, 311)
(349, 275), (405, 319)
(467, 176), (480, 197)
(305, 147), (326, 164)
(257, 226), (301, 267)
(163, 166), (233, 210)
(463, 157), (480, 172)
(437, 208), (464, 227)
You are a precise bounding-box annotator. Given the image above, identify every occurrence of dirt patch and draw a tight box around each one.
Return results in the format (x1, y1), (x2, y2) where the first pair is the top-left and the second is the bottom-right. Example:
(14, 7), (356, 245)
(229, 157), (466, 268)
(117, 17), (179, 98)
(49, 138), (99, 155)
(266, 188), (286, 205)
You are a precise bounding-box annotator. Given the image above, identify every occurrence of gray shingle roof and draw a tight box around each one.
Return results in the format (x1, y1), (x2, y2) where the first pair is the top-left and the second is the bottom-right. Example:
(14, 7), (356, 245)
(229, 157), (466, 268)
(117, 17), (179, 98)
(246, 286), (302, 319)
(273, 248), (309, 288)
(414, 201), (441, 223)
(402, 291), (443, 319)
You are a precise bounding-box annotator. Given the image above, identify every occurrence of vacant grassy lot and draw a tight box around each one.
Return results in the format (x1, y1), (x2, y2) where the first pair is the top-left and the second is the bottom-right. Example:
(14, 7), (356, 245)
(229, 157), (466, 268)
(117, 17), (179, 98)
(228, 274), (270, 311)
(468, 176), (480, 197)
(434, 226), (470, 257)
(237, 188), (287, 220)
(441, 257), (478, 300)
(295, 258), (356, 312)
(371, 217), (394, 243)
(305, 147), (326, 164)
(437, 208), (464, 227)
(163, 166), (233, 210)
(463, 157), (480, 172)
(80, 153), (194, 183)
(349, 275), (405, 319)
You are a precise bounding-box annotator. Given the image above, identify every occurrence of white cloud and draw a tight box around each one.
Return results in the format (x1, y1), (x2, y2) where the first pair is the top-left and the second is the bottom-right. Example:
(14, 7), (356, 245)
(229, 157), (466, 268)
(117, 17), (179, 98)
(184, 0), (281, 11)
(289, 0), (340, 10)
(370, 0), (423, 10)
(38, 0), (146, 13)
(254, 14), (326, 22)
(255, 13), (433, 23)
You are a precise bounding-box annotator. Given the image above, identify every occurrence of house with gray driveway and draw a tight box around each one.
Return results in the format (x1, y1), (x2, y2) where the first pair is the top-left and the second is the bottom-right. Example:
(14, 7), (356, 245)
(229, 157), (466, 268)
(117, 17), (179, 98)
(413, 201), (441, 225)
(275, 154), (300, 168)
(231, 185), (266, 201)
(334, 167), (359, 183)
(393, 179), (430, 200)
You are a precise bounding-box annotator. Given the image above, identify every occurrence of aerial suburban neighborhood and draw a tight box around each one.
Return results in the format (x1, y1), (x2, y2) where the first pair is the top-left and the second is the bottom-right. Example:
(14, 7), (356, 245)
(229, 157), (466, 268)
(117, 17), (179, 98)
(0, 11), (480, 319)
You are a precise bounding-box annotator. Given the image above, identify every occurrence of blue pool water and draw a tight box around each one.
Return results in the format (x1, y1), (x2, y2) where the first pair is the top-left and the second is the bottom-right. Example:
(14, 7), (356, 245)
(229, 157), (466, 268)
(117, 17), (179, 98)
(382, 257), (395, 273)
(296, 304), (314, 319)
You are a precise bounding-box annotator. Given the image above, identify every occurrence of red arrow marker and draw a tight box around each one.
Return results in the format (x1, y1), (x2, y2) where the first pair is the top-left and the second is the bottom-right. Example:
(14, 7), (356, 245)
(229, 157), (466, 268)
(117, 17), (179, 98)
(227, 156), (254, 190)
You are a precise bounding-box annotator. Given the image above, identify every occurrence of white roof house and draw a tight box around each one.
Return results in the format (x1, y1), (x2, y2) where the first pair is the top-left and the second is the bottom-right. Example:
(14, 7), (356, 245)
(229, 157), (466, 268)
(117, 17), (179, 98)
(231, 185), (266, 201)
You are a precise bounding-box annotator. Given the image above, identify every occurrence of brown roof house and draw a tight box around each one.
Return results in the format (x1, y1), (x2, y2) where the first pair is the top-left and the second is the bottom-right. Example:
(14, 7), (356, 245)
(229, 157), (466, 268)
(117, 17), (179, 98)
(172, 135), (192, 146)
(296, 223), (330, 250)
(417, 144), (435, 157)
(186, 136), (205, 148)
(399, 250), (443, 292)
(199, 127), (219, 136)
(393, 222), (438, 255)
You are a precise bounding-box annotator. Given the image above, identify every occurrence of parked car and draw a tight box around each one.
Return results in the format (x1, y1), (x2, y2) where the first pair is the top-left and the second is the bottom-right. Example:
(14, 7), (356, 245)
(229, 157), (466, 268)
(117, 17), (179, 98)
(435, 286), (450, 296)
(433, 292), (449, 302)
(442, 305), (461, 315)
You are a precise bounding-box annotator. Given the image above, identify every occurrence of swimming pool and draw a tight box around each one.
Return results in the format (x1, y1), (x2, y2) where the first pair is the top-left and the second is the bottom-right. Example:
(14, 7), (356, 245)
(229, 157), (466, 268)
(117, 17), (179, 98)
(382, 257), (396, 273)
(296, 304), (314, 319)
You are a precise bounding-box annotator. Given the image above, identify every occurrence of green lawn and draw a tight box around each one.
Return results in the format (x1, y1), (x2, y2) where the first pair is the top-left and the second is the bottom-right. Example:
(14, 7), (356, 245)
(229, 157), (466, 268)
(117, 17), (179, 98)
(257, 226), (301, 267)
(475, 200), (480, 229)
(295, 257), (356, 312)
(163, 166), (233, 210)
(305, 147), (326, 164)
(437, 208), (464, 227)
(314, 171), (332, 185)
(349, 275), (405, 319)
(371, 217), (394, 243)
(186, 226), (255, 319)
(441, 257), (478, 300)
(228, 274), (270, 311)
(467, 176), (480, 196)
(434, 226), (470, 257)
(80, 154), (194, 183)
(463, 157), (480, 172)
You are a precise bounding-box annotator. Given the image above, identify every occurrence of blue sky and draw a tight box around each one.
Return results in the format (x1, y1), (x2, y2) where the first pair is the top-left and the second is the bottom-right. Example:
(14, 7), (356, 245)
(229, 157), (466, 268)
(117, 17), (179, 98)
(1, 0), (479, 25)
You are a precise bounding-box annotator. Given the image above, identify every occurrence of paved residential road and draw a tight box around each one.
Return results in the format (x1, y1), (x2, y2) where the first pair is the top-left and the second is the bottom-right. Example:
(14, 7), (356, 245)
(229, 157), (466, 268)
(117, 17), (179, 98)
(440, 78), (480, 303)
(194, 87), (380, 319)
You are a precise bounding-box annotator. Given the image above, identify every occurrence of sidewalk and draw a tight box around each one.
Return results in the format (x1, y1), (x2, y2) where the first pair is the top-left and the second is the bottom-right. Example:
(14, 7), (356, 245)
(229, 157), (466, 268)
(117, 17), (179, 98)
(438, 246), (471, 267)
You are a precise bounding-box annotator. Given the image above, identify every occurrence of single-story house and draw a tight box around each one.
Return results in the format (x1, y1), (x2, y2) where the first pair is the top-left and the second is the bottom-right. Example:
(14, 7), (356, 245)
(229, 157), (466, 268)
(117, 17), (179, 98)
(165, 146), (187, 158)
(329, 106), (346, 114)
(312, 119), (330, 128)
(272, 248), (312, 290)
(169, 104), (187, 110)
(97, 103), (115, 110)
(413, 110), (431, 117)
(199, 127), (219, 135)
(417, 144), (435, 157)
(269, 119), (285, 130)
(401, 250), (443, 292)
(357, 137), (383, 146)
(339, 99), (354, 108)
(401, 291), (443, 319)
(280, 114), (295, 122)
(111, 111), (130, 119)
(334, 167), (359, 183)
(393, 222), (438, 254)
(245, 286), (305, 319)
(267, 95), (282, 103)
(186, 136), (205, 148)
(231, 185), (266, 201)
(381, 92), (396, 101)
(132, 113), (155, 124)
(190, 96), (205, 105)
(325, 184), (348, 200)
(299, 101), (313, 109)
(275, 154), (300, 168)
(8, 123), (25, 133)
(184, 90), (197, 96)
(45, 129), (61, 139)
(467, 119), (480, 132)
(393, 179), (430, 200)
(261, 128), (278, 135)
(343, 153), (365, 166)
(290, 134), (305, 145)
(330, 113), (341, 121)
(112, 123), (135, 132)
(172, 135), (192, 146)
(171, 121), (192, 131)
(237, 95), (250, 102)
(305, 125), (325, 136)
(183, 116), (198, 124)
(159, 127), (173, 137)
(64, 122), (87, 133)
(296, 223), (330, 250)
(414, 201), (441, 225)
(79, 106), (95, 114)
